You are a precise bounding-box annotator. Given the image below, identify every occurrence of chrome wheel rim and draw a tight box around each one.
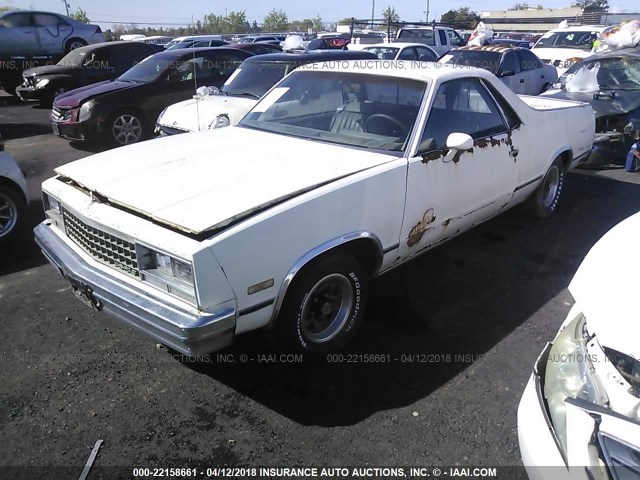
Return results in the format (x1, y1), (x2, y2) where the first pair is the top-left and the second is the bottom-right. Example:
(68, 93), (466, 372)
(112, 114), (142, 145)
(300, 273), (353, 343)
(541, 166), (560, 208)
(0, 191), (18, 238)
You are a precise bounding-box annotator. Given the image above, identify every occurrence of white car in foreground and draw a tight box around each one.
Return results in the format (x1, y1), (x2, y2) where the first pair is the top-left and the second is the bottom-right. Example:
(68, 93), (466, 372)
(0, 134), (28, 244)
(519, 212), (640, 480)
(35, 61), (593, 356)
(359, 42), (439, 62)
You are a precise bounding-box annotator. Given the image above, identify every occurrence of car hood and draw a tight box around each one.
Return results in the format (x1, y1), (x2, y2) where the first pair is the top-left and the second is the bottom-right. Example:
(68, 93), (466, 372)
(542, 87), (640, 118)
(54, 127), (397, 235)
(54, 80), (136, 107)
(532, 47), (593, 63)
(159, 95), (257, 132)
(569, 212), (640, 359)
(23, 65), (76, 78)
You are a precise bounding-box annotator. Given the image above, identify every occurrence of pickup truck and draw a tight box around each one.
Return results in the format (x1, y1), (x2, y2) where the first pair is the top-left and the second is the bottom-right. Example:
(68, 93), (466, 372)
(396, 25), (466, 56)
(34, 61), (594, 356)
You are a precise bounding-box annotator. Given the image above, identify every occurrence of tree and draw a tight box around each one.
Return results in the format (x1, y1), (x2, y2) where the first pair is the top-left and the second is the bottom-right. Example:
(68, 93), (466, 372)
(263, 9), (288, 32)
(312, 15), (324, 32)
(0, 7), (13, 12)
(440, 7), (481, 30)
(382, 6), (399, 23)
(571, 0), (609, 9)
(227, 10), (250, 33)
(509, 3), (530, 10)
(72, 8), (91, 23)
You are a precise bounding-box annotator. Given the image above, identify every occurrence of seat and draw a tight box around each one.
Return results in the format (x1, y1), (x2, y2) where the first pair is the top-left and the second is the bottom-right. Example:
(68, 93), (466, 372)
(330, 103), (363, 133)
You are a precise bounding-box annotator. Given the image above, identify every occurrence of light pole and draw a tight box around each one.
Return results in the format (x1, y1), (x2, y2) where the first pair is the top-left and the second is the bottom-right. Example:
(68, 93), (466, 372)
(425, 0), (430, 22)
(371, 0), (375, 27)
(62, 1), (70, 16)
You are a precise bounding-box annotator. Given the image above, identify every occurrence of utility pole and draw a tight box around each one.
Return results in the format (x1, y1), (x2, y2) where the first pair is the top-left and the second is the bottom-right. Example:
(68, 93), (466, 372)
(425, 0), (430, 22)
(371, 0), (375, 27)
(62, 0), (70, 16)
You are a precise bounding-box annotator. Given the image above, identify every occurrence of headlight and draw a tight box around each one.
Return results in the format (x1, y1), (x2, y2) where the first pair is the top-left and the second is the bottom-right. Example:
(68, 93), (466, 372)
(36, 78), (50, 88)
(79, 101), (96, 122)
(43, 192), (61, 213)
(137, 245), (196, 304)
(544, 314), (606, 454)
(209, 114), (230, 129)
(157, 107), (168, 124)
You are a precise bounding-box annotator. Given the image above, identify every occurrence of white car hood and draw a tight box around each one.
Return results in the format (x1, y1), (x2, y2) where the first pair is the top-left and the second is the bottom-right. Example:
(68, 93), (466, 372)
(159, 96), (257, 132)
(55, 127), (396, 235)
(569, 212), (640, 359)
(532, 47), (593, 63)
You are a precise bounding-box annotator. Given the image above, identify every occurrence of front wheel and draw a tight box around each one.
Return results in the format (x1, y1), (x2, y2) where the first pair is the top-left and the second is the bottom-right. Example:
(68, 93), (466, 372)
(109, 111), (145, 146)
(523, 157), (564, 219)
(0, 184), (26, 243)
(268, 254), (368, 355)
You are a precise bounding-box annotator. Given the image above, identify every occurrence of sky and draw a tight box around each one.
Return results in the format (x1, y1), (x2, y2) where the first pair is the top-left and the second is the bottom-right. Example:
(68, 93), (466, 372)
(1, 0), (638, 28)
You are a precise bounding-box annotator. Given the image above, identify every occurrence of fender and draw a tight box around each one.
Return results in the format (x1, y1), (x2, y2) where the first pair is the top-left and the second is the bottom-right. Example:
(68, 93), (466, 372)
(267, 231), (384, 328)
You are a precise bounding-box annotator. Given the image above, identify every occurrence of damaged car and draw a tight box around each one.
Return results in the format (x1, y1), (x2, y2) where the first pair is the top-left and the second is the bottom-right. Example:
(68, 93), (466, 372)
(518, 211), (640, 480)
(35, 62), (593, 356)
(542, 47), (640, 167)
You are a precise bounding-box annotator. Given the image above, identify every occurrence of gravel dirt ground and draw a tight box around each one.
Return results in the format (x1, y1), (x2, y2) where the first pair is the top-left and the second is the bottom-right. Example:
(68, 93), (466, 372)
(1, 92), (639, 479)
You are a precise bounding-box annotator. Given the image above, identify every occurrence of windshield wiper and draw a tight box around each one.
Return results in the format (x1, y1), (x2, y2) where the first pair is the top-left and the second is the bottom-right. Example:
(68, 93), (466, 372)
(227, 92), (260, 99)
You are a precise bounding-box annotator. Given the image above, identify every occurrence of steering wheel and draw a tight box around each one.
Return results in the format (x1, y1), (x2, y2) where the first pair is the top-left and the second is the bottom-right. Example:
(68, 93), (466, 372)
(364, 114), (407, 137)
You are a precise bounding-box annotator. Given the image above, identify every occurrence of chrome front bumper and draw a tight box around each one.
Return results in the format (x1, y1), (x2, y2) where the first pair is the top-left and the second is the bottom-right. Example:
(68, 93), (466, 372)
(34, 221), (236, 355)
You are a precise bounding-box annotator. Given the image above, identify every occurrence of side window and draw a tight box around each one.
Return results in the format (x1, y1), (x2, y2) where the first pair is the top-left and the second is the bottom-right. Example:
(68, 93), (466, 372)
(482, 79), (522, 130)
(398, 48), (417, 60)
(517, 49), (542, 71)
(113, 44), (153, 70)
(34, 13), (61, 26)
(500, 52), (520, 74)
(416, 47), (438, 62)
(200, 52), (245, 82)
(420, 78), (508, 152)
(438, 29), (448, 46)
(83, 47), (111, 67)
(448, 30), (464, 46)
(0, 13), (33, 27)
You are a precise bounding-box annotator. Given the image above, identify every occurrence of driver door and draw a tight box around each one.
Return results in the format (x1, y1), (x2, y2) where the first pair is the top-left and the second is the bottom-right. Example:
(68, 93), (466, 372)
(34, 13), (71, 55)
(399, 78), (519, 258)
(0, 12), (38, 56)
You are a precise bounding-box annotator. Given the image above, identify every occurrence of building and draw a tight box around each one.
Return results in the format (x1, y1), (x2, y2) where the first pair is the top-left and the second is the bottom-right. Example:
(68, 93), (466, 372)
(479, 6), (640, 33)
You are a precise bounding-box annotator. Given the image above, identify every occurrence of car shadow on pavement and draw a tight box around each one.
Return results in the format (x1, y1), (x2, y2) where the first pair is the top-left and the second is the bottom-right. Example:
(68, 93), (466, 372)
(0, 200), (47, 275)
(180, 173), (640, 427)
(1, 123), (53, 140)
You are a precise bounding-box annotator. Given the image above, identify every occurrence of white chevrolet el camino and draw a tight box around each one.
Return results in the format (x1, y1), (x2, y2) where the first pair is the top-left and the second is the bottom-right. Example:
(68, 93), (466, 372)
(35, 61), (595, 355)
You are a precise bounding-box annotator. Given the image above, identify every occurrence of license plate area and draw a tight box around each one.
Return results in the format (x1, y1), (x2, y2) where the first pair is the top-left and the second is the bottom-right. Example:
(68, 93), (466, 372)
(65, 273), (103, 311)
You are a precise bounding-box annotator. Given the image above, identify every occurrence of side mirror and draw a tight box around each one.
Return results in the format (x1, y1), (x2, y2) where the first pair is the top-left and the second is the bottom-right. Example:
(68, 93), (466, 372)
(499, 69), (515, 77)
(446, 132), (473, 151)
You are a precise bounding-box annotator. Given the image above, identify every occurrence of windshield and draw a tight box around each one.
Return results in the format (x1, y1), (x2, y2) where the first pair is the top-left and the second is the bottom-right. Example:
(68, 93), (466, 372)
(397, 29), (434, 46)
(239, 69), (427, 152)
(118, 55), (173, 83)
(562, 57), (640, 91)
(57, 49), (89, 67)
(363, 47), (399, 60)
(222, 61), (295, 98)
(441, 50), (501, 74)
(535, 31), (599, 50)
(164, 39), (183, 49)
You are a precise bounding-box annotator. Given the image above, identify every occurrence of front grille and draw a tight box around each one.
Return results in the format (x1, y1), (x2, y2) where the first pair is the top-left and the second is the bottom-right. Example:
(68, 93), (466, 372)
(63, 208), (139, 277)
(51, 106), (72, 122)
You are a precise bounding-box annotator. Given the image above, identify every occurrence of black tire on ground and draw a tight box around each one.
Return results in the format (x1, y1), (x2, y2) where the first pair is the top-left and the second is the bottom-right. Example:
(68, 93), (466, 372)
(522, 157), (565, 219)
(65, 38), (87, 53)
(0, 183), (27, 244)
(267, 254), (369, 355)
(540, 82), (550, 94)
(108, 110), (146, 146)
(1, 78), (21, 96)
(47, 85), (73, 106)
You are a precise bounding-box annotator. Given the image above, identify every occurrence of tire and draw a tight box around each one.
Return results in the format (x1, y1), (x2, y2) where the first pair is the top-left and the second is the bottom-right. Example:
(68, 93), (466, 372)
(540, 82), (550, 94)
(268, 254), (369, 355)
(523, 157), (564, 219)
(108, 110), (145, 146)
(1, 78), (20, 96)
(0, 184), (27, 243)
(65, 38), (87, 53)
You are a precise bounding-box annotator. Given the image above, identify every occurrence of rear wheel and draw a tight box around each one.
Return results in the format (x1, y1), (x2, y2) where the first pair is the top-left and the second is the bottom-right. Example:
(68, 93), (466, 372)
(109, 111), (145, 146)
(65, 38), (87, 53)
(523, 157), (564, 219)
(267, 254), (368, 355)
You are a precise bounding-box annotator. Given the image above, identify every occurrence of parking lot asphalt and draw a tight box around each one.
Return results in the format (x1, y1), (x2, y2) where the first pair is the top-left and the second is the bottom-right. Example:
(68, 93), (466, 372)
(1, 91), (640, 476)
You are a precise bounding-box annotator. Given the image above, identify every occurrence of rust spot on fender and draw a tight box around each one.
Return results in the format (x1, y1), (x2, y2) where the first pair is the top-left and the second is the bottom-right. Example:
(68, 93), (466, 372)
(421, 150), (445, 163)
(407, 208), (436, 247)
